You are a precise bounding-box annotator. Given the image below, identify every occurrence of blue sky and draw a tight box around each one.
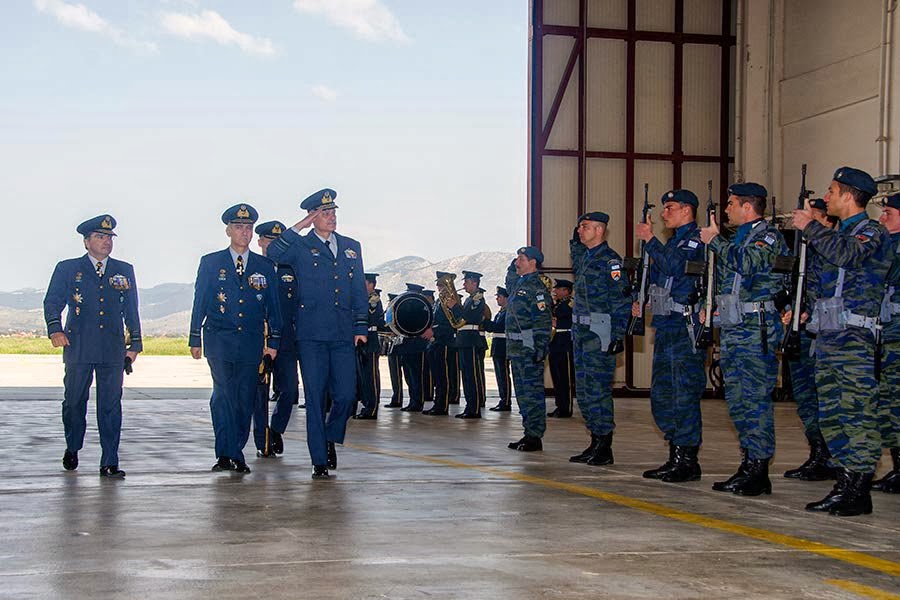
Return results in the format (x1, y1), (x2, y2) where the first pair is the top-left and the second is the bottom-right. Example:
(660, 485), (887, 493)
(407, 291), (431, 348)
(2, 0), (528, 291)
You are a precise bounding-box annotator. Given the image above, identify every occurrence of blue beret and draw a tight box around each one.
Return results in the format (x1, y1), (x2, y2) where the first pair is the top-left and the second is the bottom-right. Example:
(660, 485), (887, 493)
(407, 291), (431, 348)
(517, 246), (544, 263)
(462, 270), (482, 281)
(884, 193), (900, 210)
(300, 188), (338, 211)
(221, 204), (259, 225)
(76, 214), (117, 237)
(661, 189), (698, 208)
(577, 211), (609, 224)
(728, 182), (768, 198)
(255, 220), (286, 238)
(833, 167), (876, 196)
(405, 283), (425, 293)
(496, 286), (509, 297)
(809, 198), (826, 211)
(553, 278), (573, 289)
(365, 273), (379, 283)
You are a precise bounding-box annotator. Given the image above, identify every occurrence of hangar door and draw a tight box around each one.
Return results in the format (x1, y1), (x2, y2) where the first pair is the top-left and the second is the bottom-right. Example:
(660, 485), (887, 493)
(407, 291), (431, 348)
(528, 0), (736, 391)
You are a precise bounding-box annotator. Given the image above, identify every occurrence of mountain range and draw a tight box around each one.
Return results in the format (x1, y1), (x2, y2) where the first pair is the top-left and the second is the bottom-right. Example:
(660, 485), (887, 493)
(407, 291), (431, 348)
(2, 252), (515, 336)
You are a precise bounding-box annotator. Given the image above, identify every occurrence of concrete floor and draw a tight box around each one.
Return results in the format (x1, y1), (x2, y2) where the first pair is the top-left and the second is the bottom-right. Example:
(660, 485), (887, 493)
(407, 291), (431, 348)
(1, 359), (898, 599)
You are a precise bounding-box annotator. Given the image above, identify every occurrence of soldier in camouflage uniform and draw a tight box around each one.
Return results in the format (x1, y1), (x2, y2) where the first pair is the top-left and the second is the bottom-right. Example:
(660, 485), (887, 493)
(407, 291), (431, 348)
(872, 193), (900, 493)
(568, 212), (632, 466)
(793, 167), (892, 516)
(635, 189), (707, 483)
(504, 247), (552, 451)
(700, 182), (789, 496)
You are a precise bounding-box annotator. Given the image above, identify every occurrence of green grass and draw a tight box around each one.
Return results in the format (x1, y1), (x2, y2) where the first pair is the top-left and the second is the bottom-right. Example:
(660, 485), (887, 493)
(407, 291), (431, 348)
(0, 336), (191, 356)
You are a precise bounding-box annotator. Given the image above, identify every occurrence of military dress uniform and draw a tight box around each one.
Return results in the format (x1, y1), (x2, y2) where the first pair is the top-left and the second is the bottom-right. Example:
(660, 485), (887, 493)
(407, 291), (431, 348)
(190, 205), (282, 473)
(707, 183), (788, 496)
(44, 215), (142, 476)
(486, 286), (512, 411)
(266, 189), (368, 477)
(568, 212), (632, 466)
(504, 248), (552, 450)
(640, 190), (707, 483)
(383, 293), (405, 408)
(425, 272), (459, 416)
(547, 280), (575, 418)
(802, 168), (892, 515)
(355, 275), (385, 419)
(452, 271), (490, 419)
(393, 283), (429, 412)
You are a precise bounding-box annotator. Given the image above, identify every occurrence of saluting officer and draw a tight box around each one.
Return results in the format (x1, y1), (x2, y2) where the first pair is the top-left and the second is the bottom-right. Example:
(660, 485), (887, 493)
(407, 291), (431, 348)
(354, 273), (384, 419)
(700, 183), (789, 497)
(266, 188), (368, 480)
(254, 220), (299, 456)
(423, 272), (459, 416)
(383, 292), (405, 408)
(547, 279), (575, 418)
(44, 215), (142, 477)
(792, 168), (891, 515)
(486, 286), (512, 412)
(449, 271), (490, 419)
(635, 189), (706, 483)
(394, 283), (429, 412)
(190, 204), (282, 474)
(568, 212), (631, 467)
(504, 247), (552, 451)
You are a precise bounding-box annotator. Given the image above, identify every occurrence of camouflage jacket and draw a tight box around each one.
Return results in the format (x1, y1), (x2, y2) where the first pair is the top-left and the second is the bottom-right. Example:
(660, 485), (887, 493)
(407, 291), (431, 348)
(710, 218), (789, 304)
(645, 221), (705, 330)
(504, 262), (552, 359)
(569, 239), (632, 340)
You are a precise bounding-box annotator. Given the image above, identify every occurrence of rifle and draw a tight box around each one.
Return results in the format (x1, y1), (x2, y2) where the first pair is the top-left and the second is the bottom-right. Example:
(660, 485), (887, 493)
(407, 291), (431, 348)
(695, 180), (716, 350)
(780, 164), (814, 358)
(627, 183), (653, 336)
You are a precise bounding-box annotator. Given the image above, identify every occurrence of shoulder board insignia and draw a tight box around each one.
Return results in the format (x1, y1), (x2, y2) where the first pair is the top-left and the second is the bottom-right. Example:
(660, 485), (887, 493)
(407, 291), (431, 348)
(344, 248), (357, 259)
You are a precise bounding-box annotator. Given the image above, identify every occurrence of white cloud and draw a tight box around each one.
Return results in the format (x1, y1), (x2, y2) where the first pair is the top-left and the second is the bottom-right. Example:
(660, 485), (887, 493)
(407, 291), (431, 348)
(311, 84), (338, 102)
(160, 10), (277, 57)
(293, 0), (409, 43)
(33, 0), (159, 55)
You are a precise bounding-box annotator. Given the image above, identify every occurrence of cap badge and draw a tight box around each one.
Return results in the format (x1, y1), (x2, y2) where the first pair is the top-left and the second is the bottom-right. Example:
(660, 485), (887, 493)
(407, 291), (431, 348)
(272, 224), (283, 234)
(237, 205), (250, 218)
(322, 191), (333, 204)
(100, 216), (112, 229)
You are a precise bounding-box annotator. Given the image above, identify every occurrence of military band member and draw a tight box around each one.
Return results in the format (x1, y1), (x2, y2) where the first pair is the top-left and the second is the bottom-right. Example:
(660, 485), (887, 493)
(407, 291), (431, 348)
(448, 271), (490, 419)
(791, 168), (891, 515)
(266, 188), (368, 480)
(635, 190), (706, 483)
(700, 183), (788, 496)
(395, 283), (429, 412)
(505, 247), (552, 451)
(421, 289), (436, 407)
(383, 292), (405, 408)
(354, 273), (384, 419)
(487, 286), (512, 412)
(547, 279), (575, 418)
(44, 215), (142, 477)
(568, 212), (631, 466)
(189, 204), (282, 475)
(423, 272), (459, 416)
(254, 220), (299, 456)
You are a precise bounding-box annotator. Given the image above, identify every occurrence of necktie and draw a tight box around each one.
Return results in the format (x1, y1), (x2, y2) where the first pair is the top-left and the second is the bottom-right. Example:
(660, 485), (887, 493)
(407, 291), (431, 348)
(326, 239), (336, 257)
(236, 255), (245, 277)
(95, 261), (103, 277)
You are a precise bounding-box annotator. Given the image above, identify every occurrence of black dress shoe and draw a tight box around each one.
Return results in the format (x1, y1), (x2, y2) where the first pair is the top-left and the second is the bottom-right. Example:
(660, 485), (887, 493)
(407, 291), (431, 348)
(62, 450), (78, 471)
(211, 457), (235, 472)
(401, 405), (422, 412)
(271, 431), (284, 455)
(508, 436), (527, 450)
(456, 413), (481, 419)
(233, 460), (251, 474)
(312, 465), (331, 479)
(353, 412), (377, 420)
(100, 465), (126, 478)
(489, 404), (511, 412)
(257, 449), (276, 458)
(384, 402), (402, 408)
(327, 441), (337, 470)
(424, 409), (449, 416)
(516, 436), (543, 452)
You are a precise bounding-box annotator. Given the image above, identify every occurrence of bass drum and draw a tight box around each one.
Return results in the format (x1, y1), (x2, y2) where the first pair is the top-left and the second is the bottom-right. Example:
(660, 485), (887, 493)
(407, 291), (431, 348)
(385, 292), (433, 337)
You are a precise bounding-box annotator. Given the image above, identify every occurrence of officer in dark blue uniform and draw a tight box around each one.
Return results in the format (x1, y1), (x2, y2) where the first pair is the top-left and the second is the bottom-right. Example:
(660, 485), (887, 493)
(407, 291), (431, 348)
(266, 189), (368, 479)
(421, 289), (436, 406)
(486, 286), (512, 411)
(424, 272), (459, 416)
(450, 271), (491, 418)
(189, 204), (282, 475)
(44, 215), (143, 477)
(252, 220), (299, 456)
(548, 279), (575, 418)
(383, 292), (405, 408)
(393, 283), (429, 412)
(354, 273), (384, 419)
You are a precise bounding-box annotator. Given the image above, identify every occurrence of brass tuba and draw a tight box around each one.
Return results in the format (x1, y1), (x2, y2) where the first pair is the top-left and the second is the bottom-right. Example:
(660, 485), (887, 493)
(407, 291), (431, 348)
(436, 272), (466, 328)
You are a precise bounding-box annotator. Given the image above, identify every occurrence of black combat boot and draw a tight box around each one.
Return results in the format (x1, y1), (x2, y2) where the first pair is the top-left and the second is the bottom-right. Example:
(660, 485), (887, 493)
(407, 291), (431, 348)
(871, 447), (900, 493)
(515, 436), (543, 452)
(806, 468), (850, 512)
(643, 442), (676, 479)
(730, 458), (771, 496)
(661, 445), (702, 483)
(784, 432), (837, 481)
(712, 448), (748, 492)
(586, 433), (614, 466)
(828, 471), (874, 517)
(569, 434), (601, 463)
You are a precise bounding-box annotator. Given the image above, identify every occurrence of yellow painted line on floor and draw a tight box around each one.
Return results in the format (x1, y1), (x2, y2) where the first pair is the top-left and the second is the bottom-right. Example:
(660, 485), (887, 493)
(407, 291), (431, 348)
(825, 579), (900, 599)
(349, 443), (900, 579)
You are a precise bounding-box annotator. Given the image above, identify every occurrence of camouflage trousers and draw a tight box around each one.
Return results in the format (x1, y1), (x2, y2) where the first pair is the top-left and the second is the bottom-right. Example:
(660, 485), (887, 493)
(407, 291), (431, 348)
(786, 329), (820, 439)
(719, 319), (779, 460)
(815, 327), (881, 473)
(650, 326), (705, 446)
(573, 325), (616, 436)
(877, 330), (900, 448)
(510, 355), (547, 438)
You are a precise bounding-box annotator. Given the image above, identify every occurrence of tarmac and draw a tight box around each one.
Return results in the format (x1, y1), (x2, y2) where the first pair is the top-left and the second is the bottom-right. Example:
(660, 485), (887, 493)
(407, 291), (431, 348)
(0, 355), (898, 599)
